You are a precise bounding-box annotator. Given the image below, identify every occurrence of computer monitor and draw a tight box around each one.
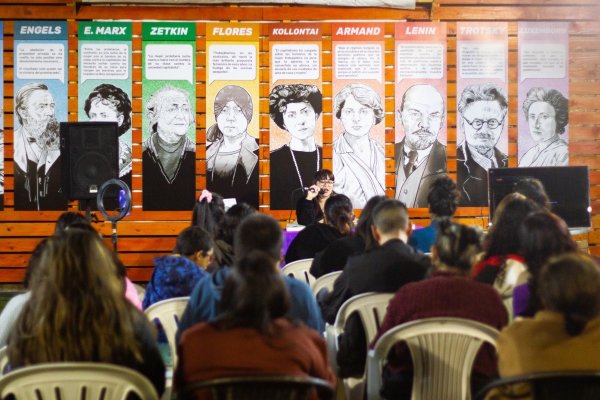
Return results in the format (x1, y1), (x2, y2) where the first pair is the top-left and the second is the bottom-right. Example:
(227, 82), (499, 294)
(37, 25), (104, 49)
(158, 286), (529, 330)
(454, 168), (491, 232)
(488, 166), (591, 229)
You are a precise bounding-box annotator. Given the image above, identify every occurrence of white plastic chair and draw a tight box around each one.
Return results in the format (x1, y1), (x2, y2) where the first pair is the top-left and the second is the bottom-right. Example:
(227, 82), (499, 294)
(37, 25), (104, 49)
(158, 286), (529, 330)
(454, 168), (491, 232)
(311, 270), (342, 297)
(367, 317), (500, 400)
(325, 292), (393, 400)
(144, 296), (189, 368)
(0, 346), (7, 375)
(0, 362), (159, 400)
(280, 258), (316, 287)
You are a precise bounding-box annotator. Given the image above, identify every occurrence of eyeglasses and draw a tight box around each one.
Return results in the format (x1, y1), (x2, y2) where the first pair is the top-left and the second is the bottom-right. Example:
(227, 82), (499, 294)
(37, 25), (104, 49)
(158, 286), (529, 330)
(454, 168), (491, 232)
(317, 180), (334, 186)
(463, 115), (505, 131)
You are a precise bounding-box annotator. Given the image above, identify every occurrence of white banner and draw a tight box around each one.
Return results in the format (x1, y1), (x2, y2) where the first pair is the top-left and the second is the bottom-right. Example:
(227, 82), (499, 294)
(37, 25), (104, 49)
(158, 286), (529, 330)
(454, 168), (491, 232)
(81, 0), (416, 9)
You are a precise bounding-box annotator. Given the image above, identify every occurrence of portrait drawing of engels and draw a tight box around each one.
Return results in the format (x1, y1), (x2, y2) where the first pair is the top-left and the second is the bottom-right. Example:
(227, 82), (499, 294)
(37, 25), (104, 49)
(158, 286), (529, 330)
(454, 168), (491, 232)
(394, 84), (447, 208)
(457, 83), (508, 206)
(13, 82), (66, 211)
(206, 85), (258, 209)
(519, 87), (569, 167)
(84, 83), (133, 188)
(332, 83), (385, 209)
(269, 84), (323, 210)
(142, 85), (196, 211)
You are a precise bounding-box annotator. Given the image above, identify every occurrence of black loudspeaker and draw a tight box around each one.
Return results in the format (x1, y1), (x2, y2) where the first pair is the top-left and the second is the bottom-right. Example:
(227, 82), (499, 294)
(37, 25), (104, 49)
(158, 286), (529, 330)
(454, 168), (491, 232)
(60, 122), (119, 201)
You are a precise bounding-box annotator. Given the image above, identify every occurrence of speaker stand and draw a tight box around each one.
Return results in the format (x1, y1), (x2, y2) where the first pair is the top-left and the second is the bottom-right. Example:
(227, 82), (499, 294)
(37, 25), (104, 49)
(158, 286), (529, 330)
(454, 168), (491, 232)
(82, 199), (93, 224)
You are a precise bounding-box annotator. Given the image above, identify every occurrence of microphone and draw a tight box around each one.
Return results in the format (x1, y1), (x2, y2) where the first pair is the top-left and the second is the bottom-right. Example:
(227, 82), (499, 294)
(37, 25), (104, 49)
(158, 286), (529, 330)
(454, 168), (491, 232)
(304, 187), (326, 196)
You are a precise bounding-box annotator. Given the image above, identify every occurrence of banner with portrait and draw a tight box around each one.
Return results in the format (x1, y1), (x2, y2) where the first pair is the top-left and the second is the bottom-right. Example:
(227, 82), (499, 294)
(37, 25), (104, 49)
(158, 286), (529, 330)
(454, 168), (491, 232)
(206, 23), (260, 209)
(268, 23), (323, 211)
(456, 22), (508, 207)
(332, 22), (385, 209)
(518, 22), (570, 168)
(394, 22), (447, 208)
(0, 21), (3, 210)
(142, 22), (196, 211)
(13, 21), (68, 211)
(78, 21), (133, 195)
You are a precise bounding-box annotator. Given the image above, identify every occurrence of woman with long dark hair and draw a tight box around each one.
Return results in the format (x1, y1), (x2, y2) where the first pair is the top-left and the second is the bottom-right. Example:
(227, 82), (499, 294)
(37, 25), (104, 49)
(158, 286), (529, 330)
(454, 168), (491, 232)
(175, 250), (335, 400)
(472, 193), (540, 311)
(309, 195), (386, 278)
(7, 229), (165, 396)
(513, 211), (579, 317)
(285, 194), (354, 263)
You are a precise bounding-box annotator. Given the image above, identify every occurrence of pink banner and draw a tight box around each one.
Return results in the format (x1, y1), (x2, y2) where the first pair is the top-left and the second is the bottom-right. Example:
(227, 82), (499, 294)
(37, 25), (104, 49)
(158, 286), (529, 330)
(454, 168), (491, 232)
(518, 22), (569, 167)
(456, 22), (508, 206)
(394, 22), (447, 208)
(332, 22), (386, 209)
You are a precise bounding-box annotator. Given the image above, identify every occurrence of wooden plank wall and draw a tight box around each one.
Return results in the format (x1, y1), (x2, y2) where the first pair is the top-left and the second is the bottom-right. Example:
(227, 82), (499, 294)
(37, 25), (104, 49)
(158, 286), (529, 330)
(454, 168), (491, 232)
(0, 0), (599, 283)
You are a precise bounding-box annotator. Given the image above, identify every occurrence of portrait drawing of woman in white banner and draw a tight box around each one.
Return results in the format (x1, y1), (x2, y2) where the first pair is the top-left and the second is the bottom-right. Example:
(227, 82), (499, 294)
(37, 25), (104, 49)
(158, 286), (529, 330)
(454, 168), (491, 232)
(519, 87), (569, 167)
(206, 85), (258, 208)
(332, 83), (385, 209)
(269, 84), (323, 210)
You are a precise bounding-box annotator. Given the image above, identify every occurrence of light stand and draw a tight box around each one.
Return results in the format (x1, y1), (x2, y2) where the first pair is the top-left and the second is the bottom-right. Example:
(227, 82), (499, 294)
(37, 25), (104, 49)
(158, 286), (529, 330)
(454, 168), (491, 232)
(96, 179), (132, 252)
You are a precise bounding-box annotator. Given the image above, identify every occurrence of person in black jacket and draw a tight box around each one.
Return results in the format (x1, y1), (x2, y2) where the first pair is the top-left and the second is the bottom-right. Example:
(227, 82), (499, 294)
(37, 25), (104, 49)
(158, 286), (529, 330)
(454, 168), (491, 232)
(309, 195), (386, 279)
(285, 194), (354, 264)
(296, 169), (336, 226)
(319, 199), (429, 378)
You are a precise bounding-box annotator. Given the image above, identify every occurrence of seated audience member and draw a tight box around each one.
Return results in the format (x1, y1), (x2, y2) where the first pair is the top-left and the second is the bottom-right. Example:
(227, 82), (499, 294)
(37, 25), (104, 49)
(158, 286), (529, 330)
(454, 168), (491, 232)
(143, 226), (213, 308)
(53, 211), (142, 310)
(472, 193), (539, 303)
(310, 195), (386, 279)
(408, 175), (460, 253)
(285, 194), (354, 263)
(177, 214), (324, 340)
(211, 203), (255, 270)
(372, 220), (508, 399)
(191, 189), (225, 238)
(296, 169), (336, 226)
(497, 253), (600, 377)
(54, 211), (88, 233)
(6, 229), (165, 397)
(320, 200), (429, 378)
(512, 177), (551, 210)
(175, 250), (336, 400)
(513, 211), (579, 317)
(0, 239), (46, 347)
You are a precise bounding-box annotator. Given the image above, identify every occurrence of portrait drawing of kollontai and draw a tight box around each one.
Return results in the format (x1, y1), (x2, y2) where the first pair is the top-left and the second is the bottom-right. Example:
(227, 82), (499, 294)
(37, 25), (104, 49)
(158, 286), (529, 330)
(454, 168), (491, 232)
(269, 84), (323, 210)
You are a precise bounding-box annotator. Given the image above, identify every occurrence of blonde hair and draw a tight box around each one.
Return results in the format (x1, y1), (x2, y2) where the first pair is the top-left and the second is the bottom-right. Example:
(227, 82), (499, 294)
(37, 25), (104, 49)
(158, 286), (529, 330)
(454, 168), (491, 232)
(8, 229), (149, 366)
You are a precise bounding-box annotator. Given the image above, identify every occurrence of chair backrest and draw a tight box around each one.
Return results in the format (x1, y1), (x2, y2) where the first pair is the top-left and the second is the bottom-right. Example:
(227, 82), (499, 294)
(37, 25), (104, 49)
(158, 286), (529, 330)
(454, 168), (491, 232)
(176, 375), (334, 400)
(475, 371), (600, 400)
(325, 292), (393, 400)
(0, 346), (7, 376)
(144, 296), (189, 367)
(367, 317), (500, 400)
(311, 271), (342, 297)
(0, 362), (159, 400)
(280, 258), (315, 287)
